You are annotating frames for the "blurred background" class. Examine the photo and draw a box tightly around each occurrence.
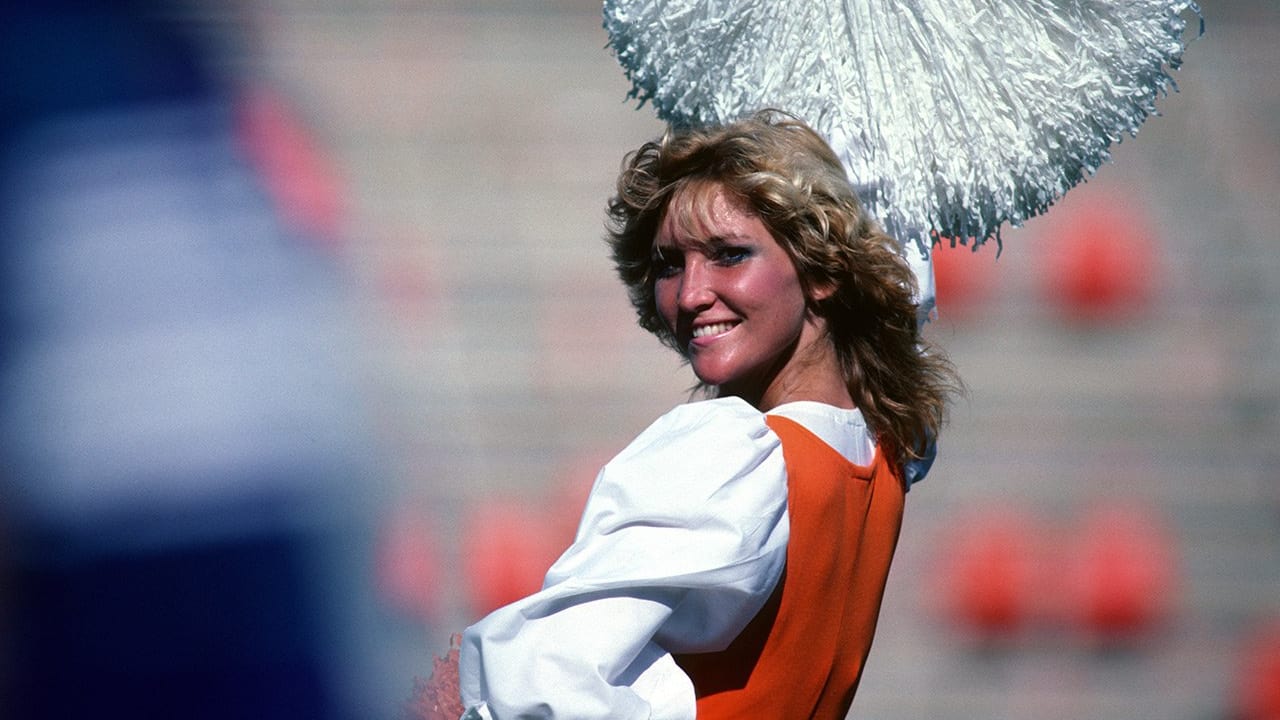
[0,1,1275,719]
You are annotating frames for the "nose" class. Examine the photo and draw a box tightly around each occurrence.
[677,257,715,313]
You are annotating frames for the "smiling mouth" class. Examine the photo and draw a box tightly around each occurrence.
[691,321,737,339]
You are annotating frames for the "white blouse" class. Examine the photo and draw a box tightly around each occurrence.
[459,397,878,720]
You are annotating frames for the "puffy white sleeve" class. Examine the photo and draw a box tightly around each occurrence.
[459,397,790,720]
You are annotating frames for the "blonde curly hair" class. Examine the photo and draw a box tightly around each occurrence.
[606,110,959,460]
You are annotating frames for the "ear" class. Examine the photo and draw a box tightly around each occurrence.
[808,280,837,303]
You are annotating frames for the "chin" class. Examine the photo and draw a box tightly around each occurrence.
[689,363,732,388]
[692,369,754,396]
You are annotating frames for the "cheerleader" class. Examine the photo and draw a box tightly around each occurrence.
[458,110,959,719]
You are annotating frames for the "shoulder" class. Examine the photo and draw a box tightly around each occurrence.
[602,398,785,506]
[621,397,775,459]
[576,397,786,536]
[548,397,790,587]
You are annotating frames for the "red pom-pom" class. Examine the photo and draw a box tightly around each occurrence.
[407,634,465,720]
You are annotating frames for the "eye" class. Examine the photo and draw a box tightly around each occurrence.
[652,249,683,279]
[712,245,752,266]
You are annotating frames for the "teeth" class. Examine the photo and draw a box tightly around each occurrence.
[692,322,735,338]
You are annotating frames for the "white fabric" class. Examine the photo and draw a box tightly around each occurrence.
[768,400,875,467]
[459,397,873,719]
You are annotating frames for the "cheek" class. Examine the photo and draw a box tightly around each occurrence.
[653,280,677,327]
[746,267,807,316]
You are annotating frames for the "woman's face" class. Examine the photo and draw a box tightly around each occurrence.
[653,185,830,407]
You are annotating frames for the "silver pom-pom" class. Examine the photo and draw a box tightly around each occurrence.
[603,0,1202,253]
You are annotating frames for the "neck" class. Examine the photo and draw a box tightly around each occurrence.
[755,363,855,412]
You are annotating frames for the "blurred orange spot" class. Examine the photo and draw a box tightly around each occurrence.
[931,240,997,319]
[1040,199,1158,324]
[1065,504,1177,642]
[462,501,565,617]
[376,503,443,623]
[1235,619,1280,720]
[547,450,613,549]
[938,508,1043,639]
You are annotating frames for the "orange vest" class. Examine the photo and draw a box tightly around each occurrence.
[673,414,906,719]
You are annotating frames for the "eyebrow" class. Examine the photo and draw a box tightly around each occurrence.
[653,233,751,253]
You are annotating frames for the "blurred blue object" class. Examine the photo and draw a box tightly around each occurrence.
[0,4,379,719]
[0,2,209,147]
